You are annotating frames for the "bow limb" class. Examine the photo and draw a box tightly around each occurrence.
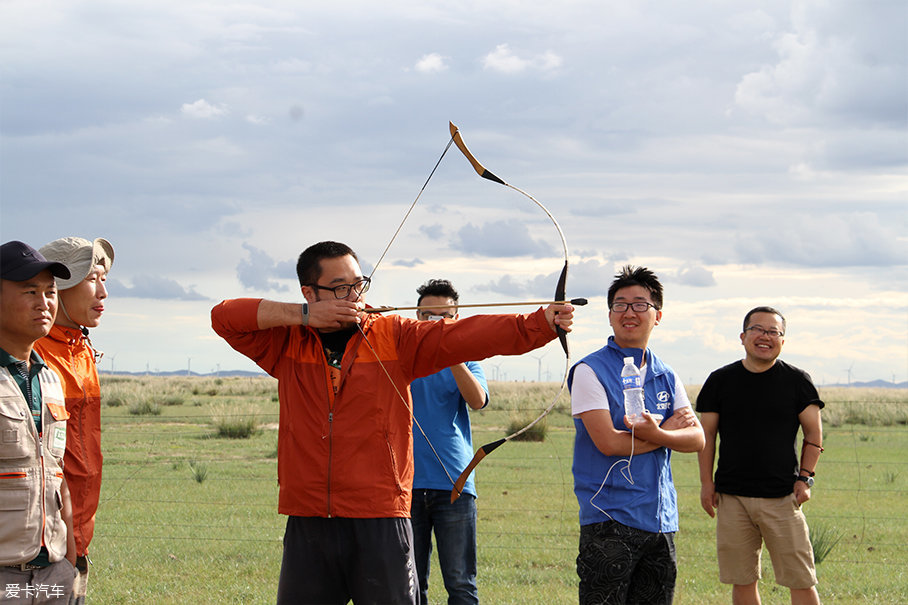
[448,122,574,502]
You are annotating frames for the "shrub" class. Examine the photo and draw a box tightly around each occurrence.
[104,395,126,407]
[128,399,161,416]
[188,460,208,484]
[508,414,548,442]
[210,404,261,439]
[810,521,843,565]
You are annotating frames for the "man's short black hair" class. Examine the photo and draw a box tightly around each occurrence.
[296,241,359,287]
[416,279,459,306]
[743,306,786,334]
[607,265,664,310]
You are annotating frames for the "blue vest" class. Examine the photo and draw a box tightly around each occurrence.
[569,337,680,532]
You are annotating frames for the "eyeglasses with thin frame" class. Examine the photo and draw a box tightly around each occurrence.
[609,301,658,313]
[311,277,371,299]
[744,325,784,338]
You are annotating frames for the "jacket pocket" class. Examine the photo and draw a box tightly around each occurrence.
[0,396,31,460]
[44,471,67,561]
[0,470,38,563]
[385,433,405,495]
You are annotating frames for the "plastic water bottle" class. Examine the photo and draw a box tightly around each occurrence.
[621,357,645,425]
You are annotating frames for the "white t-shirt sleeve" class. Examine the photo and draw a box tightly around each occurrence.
[571,363,610,417]
[571,361,690,417]
[673,373,691,411]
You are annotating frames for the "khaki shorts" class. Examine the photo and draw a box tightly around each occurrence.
[716,493,817,589]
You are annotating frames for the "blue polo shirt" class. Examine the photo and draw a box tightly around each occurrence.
[411,362,488,498]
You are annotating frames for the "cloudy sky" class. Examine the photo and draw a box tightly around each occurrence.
[2,0,905,387]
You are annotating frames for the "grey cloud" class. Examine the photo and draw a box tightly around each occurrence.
[107,276,208,301]
[571,199,660,218]
[419,224,445,240]
[734,212,907,268]
[734,2,906,129]
[391,258,423,268]
[474,274,534,298]
[676,264,717,287]
[474,259,614,299]
[450,220,556,258]
[236,243,293,292]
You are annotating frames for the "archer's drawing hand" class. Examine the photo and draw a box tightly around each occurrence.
[308,299,364,330]
[544,303,574,333]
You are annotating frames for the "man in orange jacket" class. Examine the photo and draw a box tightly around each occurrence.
[34,236,114,605]
[212,240,574,605]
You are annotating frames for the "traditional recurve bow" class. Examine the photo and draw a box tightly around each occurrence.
[445,122,577,502]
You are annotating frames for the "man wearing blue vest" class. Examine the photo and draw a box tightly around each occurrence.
[568,265,704,604]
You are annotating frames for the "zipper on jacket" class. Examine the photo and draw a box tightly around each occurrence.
[326,411,333,517]
[38,428,48,550]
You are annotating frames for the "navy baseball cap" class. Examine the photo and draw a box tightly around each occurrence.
[1,240,72,282]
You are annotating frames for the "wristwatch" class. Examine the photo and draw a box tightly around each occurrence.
[796,475,815,487]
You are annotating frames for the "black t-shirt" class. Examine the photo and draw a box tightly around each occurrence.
[319,328,356,369]
[696,360,824,498]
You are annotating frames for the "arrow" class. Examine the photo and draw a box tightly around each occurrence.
[364,298,588,314]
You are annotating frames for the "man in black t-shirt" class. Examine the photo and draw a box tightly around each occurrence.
[696,306,824,605]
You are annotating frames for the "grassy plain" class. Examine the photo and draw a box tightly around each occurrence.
[89,376,906,604]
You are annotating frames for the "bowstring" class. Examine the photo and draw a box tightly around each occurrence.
[495,183,571,440]
[360,132,461,487]
[355,321,457,487]
[368,135,456,281]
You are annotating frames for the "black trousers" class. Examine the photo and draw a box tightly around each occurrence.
[577,520,677,605]
[276,516,417,605]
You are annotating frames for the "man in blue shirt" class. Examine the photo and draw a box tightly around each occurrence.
[410,279,488,605]
[568,265,704,604]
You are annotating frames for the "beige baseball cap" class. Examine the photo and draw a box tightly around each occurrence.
[39,237,114,291]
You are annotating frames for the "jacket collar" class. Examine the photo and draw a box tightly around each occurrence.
[46,323,87,345]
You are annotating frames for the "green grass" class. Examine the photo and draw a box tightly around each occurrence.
[89,377,907,604]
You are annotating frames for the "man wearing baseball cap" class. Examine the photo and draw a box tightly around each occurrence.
[33,237,114,604]
[0,240,77,603]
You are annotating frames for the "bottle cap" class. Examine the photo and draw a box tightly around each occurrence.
[624,357,633,363]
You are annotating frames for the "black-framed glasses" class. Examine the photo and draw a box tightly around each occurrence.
[609,301,657,313]
[744,326,784,338]
[311,277,371,299]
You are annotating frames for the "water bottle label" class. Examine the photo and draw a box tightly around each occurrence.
[621,376,641,388]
